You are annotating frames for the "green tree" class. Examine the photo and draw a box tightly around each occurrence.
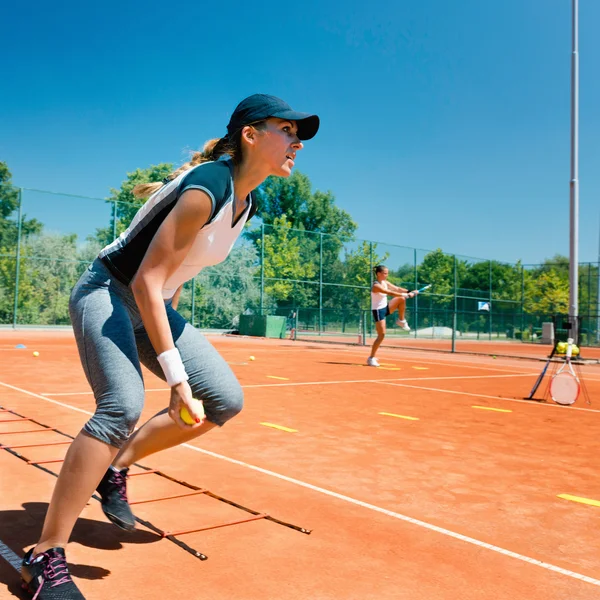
[390,262,416,288]
[178,242,261,328]
[524,268,569,314]
[10,233,101,325]
[92,163,173,246]
[252,172,354,233]
[257,215,317,305]
[0,162,43,246]
[323,241,389,309]
[0,162,44,323]
[578,261,599,318]
[248,171,358,308]
[417,249,467,307]
[459,259,524,301]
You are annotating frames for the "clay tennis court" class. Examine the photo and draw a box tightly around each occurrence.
[1,329,599,600]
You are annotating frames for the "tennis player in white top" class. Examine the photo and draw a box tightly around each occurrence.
[367,265,419,367]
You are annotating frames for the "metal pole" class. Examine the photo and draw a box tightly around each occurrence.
[489,260,493,340]
[319,232,323,333]
[588,262,591,343]
[414,248,418,339]
[521,265,525,339]
[369,242,374,340]
[12,188,23,328]
[451,256,457,352]
[260,224,265,315]
[597,216,600,342]
[369,242,374,288]
[569,0,579,341]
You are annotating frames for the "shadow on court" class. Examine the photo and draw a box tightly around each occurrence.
[0,502,159,596]
[319,361,366,367]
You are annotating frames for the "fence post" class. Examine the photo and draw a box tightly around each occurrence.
[319,232,323,333]
[451,255,457,352]
[489,260,492,340]
[260,223,265,315]
[414,248,418,339]
[587,262,591,342]
[12,188,23,329]
[360,310,367,346]
[597,260,600,343]
[521,265,525,339]
[369,242,374,288]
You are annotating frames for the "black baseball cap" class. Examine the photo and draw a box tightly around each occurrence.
[227,94,320,141]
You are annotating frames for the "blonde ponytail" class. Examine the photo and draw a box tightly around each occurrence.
[132,122,267,199]
[132,181,163,199]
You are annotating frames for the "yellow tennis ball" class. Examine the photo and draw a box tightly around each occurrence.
[179,398,204,425]
[249,355,255,361]
[180,406,195,425]
[33,351,39,357]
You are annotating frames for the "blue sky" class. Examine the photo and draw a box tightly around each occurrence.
[2,0,600,265]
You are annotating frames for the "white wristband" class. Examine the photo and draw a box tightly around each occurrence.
[157,348,189,387]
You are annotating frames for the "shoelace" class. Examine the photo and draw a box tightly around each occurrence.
[31,550,73,600]
[111,470,129,502]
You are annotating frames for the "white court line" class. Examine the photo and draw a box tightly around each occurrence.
[1,381,93,415]
[294,343,600,376]
[243,373,536,389]
[0,540,22,571]
[376,381,600,413]
[39,373,536,397]
[41,388,169,397]
[179,445,600,588]
[1,380,600,587]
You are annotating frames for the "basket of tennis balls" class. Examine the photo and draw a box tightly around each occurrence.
[556,341,580,356]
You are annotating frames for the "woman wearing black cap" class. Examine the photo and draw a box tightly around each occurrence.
[21,94,319,600]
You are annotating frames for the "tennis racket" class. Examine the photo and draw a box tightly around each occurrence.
[526,340,559,399]
[403,284,431,299]
[550,338,580,406]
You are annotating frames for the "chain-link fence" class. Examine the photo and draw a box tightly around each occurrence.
[1,185,598,353]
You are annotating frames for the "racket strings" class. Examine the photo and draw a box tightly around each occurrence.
[550,371,580,405]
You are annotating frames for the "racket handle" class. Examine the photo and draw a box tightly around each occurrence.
[566,338,574,359]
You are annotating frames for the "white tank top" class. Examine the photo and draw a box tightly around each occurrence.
[371,280,388,310]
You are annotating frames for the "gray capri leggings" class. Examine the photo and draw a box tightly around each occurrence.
[68,258,243,448]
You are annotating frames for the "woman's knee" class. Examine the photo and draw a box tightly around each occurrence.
[84,394,144,448]
[199,380,244,427]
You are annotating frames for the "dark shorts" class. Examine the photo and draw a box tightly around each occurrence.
[372,306,390,322]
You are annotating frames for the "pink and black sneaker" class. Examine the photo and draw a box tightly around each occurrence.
[21,547,85,599]
[96,466,136,531]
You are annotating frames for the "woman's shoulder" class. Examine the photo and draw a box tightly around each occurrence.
[178,160,233,200]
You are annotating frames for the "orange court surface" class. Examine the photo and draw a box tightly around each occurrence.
[1,329,599,600]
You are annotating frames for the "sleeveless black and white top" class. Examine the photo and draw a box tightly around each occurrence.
[99,158,257,299]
